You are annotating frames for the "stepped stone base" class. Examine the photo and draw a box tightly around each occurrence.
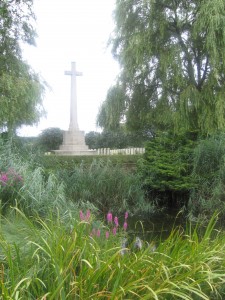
[53,130,97,156]
[54,149,97,156]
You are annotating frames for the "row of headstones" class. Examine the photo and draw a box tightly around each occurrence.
[96,147,145,155]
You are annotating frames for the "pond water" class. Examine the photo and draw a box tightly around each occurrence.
[128,208,186,242]
[128,209,225,244]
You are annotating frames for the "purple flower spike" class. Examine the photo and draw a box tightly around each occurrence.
[97,229,101,237]
[107,212,113,223]
[79,210,84,221]
[123,222,128,231]
[114,216,119,227]
[86,210,91,221]
[125,212,128,220]
[112,227,117,235]
[105,231,109,239]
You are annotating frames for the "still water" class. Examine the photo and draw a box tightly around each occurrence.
[128,209,224,243]
[128,209,185,241]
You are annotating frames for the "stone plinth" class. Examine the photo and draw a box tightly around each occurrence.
[54,130,97,156]
[60,130,88,151]
[54,149,97,156]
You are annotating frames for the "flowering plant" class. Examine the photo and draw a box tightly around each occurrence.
[77,210,154,255]
[79,210,129,241]
[0,168,23,212]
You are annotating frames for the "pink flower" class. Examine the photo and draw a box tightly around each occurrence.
[97,229,101,237]
[0,174,8,186]
[79,210,84,221]
[85,210,91,221]
[107,212,113,223]
[125,211,129,220]
[105,231,109,239]
[123,222,128,231]
[114,216,119,227]
[112,227,117,235]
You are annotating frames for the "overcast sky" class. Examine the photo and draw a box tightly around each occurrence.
[19,0,119,136]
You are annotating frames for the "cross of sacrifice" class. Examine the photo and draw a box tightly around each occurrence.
[65,62,83,131]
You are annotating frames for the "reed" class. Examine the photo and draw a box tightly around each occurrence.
[56,159,154,214]
[0,210,225,299]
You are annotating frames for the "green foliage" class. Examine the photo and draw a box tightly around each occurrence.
[0,0,46,134]
[0,168,23,214]
[138,132,197,207]
[85,129,146,149]
[56,160,151,215]
[101,0,225,134]
[36,127,63,152]
[0,0,36,53]
[0,138,73,217]
[85,131,101,149]
[38,153,142,174]
[1,132,225,297]
[189,134,225,219]
[18,167,68,216]
[0,61,46,134]
[0,211,225,298]
[15,135,39,155]
[0,138,147,216]
[193,135,225,179]
[97,84,127,130]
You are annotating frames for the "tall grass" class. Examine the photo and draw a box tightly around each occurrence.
[18,167,67,215]
[0,139,79,217]
[0,139,155,216]
[189,134,225,220]
[56,159,155,215]
[0,210,225,299]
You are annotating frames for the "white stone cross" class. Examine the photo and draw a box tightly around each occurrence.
[65,62,82,131]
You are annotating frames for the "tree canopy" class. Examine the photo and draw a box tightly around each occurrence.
[36,127,63,152]
[85,129,145,149]
[98,0,225,135]
[0,0,45,134]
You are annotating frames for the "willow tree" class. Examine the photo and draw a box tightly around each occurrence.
[97,84,127,130]
[98,0,225,134]
[0,0,45,135]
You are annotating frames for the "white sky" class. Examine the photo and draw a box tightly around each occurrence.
[19,0,119,136]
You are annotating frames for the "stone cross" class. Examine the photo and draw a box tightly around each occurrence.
[65,62,82,131]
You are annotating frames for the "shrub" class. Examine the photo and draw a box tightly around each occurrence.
[137,131,197,208]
